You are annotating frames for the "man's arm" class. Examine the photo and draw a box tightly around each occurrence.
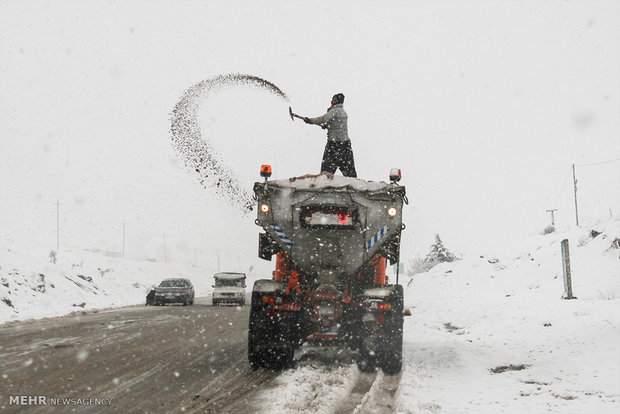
[304,109,334,126]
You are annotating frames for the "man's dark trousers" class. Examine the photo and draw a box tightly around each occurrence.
[320,141,357,178]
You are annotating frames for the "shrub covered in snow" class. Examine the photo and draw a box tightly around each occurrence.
[408,234,459,275]
[541,225,556,235]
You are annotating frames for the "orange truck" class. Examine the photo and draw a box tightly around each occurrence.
[248,167,407,374]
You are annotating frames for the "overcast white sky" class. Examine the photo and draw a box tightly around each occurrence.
[1,0,619,272]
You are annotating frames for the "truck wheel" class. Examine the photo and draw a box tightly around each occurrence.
[248,305,294,370]
[378,317,403,374]
[357,356,376,372]
[248,332,265,369]
[378,285,404,375]
[248,302,269,369]
[357,334,377,372]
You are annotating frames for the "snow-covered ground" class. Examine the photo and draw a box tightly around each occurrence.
[2,218,617,412]
[0,238,214,324]
[256,219,620,413]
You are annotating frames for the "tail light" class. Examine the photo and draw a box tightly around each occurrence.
[262,295,276,304]
[369,301,392,311]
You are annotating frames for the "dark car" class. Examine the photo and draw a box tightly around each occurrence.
[145,286,156,306]
[149,278,195,306]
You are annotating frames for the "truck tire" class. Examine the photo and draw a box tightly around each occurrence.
[248,331,266,369]
[357,285,404,374]
[378,285,404,374]
[248,299,294,369]
[377,315,403,374]
[248,308,291,369]
[357,336,377,372]
[248,328,294,369]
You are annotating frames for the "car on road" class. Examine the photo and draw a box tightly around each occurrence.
[149,278,195,306]
[212,272,246,306]
[145,285,156,306]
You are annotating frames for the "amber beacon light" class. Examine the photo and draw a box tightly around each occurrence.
[389,168,401,182]
[260,165,272,178]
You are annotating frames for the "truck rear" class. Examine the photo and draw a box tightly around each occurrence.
[248,167,407,373]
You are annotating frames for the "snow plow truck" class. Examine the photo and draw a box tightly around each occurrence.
[248,166,407,374]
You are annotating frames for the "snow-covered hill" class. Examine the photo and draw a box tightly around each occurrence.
[0,239,213,324]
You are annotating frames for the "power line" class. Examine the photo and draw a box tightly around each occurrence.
[552,166,573,208]
[575,157,620,168]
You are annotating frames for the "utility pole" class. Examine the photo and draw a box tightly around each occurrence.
[572,164,579,226]
[546,209,558,226]
[56,199,60,250]
[122,221,126,258]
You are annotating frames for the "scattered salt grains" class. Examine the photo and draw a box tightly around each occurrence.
[170,73,289,212]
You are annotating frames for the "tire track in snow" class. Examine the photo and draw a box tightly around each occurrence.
[336,370,401,414]
[252,346,402,414]
[353,371,402,414]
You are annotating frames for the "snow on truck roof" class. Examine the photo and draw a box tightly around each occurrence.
[266,173,394,192]
[214,272,246,279]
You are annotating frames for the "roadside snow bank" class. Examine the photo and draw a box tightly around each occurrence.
[397,219,620,413]
[0,239,212,324]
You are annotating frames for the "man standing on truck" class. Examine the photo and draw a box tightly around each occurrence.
[298,93,357,178]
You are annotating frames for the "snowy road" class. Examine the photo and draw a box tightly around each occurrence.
[0,298,278,413]
[0,298,400,413]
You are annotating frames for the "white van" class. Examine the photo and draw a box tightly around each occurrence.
[212,272,247,306]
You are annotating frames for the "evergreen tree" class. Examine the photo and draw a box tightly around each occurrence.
[425,234,458,264]
[408,234,459,276]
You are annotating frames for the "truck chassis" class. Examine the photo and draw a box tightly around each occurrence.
[248,170,407,374]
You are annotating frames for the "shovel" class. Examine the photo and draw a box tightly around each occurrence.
[290,106,326,129]
[289,106,304,121]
